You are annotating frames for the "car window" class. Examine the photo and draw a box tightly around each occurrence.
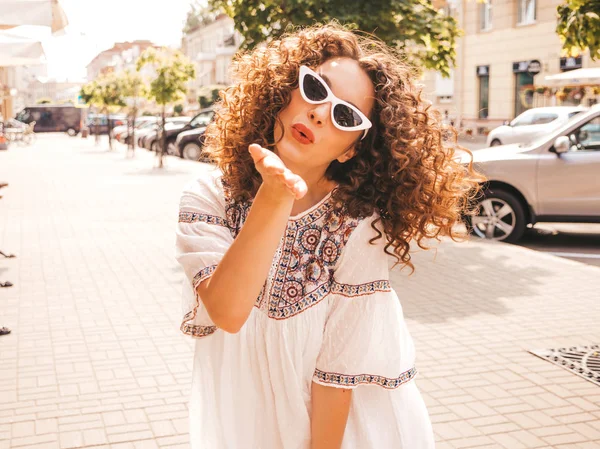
[569,116,600,151]
[511,110,535,126]
[190,111,214,128]
[568,110,585,119]
[530,113,558,125]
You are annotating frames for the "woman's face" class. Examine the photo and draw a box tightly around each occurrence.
[274,57,375,175]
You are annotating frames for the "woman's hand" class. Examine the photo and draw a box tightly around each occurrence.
[248,144,307,200]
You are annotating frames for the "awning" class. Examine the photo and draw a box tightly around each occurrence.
[544,67,600,87]
[0,0,68,34]
[0,31,45,66]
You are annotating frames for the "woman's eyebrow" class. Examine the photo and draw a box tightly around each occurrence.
[318,71,360,109]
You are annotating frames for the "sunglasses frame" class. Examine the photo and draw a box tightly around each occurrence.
[298,65,372,140]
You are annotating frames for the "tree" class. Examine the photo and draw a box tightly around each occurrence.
[80,73,126,149]
[173,104,184,115]
[118,70,149,153]
[36,98,52,104]
[197,84,227,109]
[557,0,600,60]
[136,47,196,168]
[207,0,462,76]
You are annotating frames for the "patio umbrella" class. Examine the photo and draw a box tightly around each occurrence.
[0,0,68,34]
[544,67,600,87]
[0,31,45,66]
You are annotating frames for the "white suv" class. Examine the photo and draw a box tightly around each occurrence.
[486,106,587,147]
[468,104,600,242]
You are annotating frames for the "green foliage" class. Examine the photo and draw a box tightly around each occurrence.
[118,70,148,106]
[36,98,52,104]
[557,0,600,60]
[136,47,196,106]
[80,72,127,111]
[207,0,462,76]
[197,84,226,108]
[173,104,184,115]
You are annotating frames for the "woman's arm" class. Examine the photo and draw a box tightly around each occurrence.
[311,382,352,449]
[196,144,307,333]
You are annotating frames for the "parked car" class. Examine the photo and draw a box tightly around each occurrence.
[486,106,587,147]
[112,116,159,143]
[86,113,127,135]
[176,127,209,161]
[466,104,600,243]
[15,104,87,135]
[162,108,215,158]
[141,117,192,152]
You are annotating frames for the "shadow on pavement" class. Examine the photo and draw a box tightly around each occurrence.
[395,241,555,324]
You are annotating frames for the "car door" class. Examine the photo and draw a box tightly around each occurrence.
[536,113,600,217]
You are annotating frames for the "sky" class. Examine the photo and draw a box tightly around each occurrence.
[9,0,198,81]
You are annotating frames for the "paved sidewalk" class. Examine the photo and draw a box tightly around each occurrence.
[1,134,599,449]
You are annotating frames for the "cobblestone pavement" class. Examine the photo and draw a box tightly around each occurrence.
[1,134,599,449]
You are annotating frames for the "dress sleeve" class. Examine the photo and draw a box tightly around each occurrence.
[313,216,418,389]
[175,169,234,338]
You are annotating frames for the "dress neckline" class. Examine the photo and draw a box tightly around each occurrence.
[288,187,336,221]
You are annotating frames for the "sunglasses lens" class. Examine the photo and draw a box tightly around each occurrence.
[333,104,363,128]
[303,74,328,102]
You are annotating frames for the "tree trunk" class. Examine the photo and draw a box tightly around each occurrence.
[159,105,166,169]
[94,107,100,145]
[107,108,113,151]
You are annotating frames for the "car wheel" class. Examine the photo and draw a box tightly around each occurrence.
[67,128,77,137]
[151,140,159,152]
[466,189,526,243]
[166,140,177,155]
[183,142,202,160]
[490,139,502,146]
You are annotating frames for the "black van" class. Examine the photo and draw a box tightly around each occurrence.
[15,105,88,135]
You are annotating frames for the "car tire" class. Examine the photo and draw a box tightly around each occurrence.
[466,188,527,243]
[151,140,159,152]
[183,142,202,161]
[490,139,502,146]
[67,128,77,137]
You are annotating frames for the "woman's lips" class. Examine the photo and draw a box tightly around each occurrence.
[291,123,314,144]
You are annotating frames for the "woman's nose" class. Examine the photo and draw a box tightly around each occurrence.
[308,103,330,126]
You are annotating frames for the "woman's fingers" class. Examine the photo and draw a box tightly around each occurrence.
[249,144,284,175]
[248,143,307,199]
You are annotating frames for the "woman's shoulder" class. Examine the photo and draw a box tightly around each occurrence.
[179,166,227,211]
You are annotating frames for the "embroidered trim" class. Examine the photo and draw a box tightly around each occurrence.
[192,265,217,288]
[181,265,218,338]
[179,211,228,228]
[331,280,391,297]
[314,367,417,389]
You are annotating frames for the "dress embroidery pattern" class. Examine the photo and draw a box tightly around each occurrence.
[243,199,364,319]
[181,265,218,338]
[314,367,417,389]
[179,211,228,228]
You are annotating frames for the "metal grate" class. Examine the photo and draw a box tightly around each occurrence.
[529,345,600,387]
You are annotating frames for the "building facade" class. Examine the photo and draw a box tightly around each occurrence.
[181,14,241,106]
[422,0,600,133]
[86,40,156,81]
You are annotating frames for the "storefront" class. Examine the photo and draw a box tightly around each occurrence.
[476,65,490,119]
[513,59,541,117]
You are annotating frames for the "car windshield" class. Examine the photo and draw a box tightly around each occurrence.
[520,109,595,148]
[190,112,213,128]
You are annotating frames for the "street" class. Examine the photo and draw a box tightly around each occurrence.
[1,134,600,449]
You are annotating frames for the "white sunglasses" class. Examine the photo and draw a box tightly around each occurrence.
[299,65,372,140]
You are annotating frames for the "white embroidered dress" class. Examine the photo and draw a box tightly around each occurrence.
[175,168,435,449]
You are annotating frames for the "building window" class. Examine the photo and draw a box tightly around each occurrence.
[480,1,492,31]
[517,0,536,25]
[477,66,490,119]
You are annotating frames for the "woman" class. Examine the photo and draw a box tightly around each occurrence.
[176,22,480,449]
